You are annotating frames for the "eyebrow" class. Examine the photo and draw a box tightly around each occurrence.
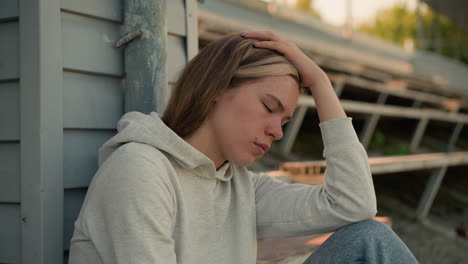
[265,93,292,121]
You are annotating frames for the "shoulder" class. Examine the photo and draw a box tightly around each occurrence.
[104,142,174,174]
[78,143,178,235]
[86,142,178,208]
[93,142,178,194]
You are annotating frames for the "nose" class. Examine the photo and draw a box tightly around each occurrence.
[265,122,283,140]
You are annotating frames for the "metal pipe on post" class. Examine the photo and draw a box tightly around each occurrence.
[360,93,388,149]
[280,106,308,154]
[447,122,463,152]
[410,117,429,153]
[416,166,448,220]
[122,0,167,114]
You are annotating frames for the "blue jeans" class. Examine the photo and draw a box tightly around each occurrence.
[303,220,418,264]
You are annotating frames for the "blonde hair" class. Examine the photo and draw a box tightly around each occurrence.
[162,34,300,138]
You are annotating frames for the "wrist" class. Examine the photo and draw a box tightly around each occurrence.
[306,72,332,93]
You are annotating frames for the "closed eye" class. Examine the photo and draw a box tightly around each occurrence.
[262,103,273,113]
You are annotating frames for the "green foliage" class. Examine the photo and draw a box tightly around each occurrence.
[359,3,416,46]
[295,0,321,19]
[369,129,410,156]
[358,2,468,64]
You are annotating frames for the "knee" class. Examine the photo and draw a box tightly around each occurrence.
[335,219,392,240]
[352,219,389,232]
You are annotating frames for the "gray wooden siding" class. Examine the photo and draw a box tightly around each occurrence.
[63,72,123,129]
[0,144,20,263]
[0,204,21,263]
[0,22,19,80]
[60,1,124,256]
[63,189,87,251]
[62,12,123,76]
[167,35,187,84]
[61,0,123,23]
[0,82,19,140]
[168,0,186,37]
[0,0,18,20]
[63,130,116,189]
[166,0,189,104]
[0,3,20,262]
[0,143,20,203]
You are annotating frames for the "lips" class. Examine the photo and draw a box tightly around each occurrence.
[254,143,270,155]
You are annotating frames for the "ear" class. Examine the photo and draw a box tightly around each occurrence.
[214,88,229,104]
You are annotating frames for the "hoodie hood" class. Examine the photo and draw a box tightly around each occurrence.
[98,112,233,181]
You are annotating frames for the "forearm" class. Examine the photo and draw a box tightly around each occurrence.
[307,72,347,123]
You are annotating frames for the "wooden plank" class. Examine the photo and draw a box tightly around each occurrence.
[0,82,19,140]
[61,0,123,23]
[329,74,453,109]
[0,204,21,263]
[167,34,187,83]
[63,188,87,250]
[185,0,199,60]
[281,95,468,155]
[369,152,468,174]
[63,71,123,129]
[167,0,186,36]
[20,0,63,262]
[280,152,468,177]
[298,96,468,123]
[0,143,20,202]
[0,22,19,80]
[63,129,116,189]
[0,0,18,20]
[62,12,123,76]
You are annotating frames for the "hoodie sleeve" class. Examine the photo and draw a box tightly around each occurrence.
[252,117,377,239]
[69,143,177,264]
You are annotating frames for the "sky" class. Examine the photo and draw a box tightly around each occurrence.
[304,0,417,26]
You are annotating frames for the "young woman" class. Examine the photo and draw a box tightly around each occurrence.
[69,32,418,263]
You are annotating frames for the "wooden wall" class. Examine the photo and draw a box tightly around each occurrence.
[0,0,21,262]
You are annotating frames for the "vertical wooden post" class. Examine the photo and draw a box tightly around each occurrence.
[123,0,167,113]
[19,0,63,262]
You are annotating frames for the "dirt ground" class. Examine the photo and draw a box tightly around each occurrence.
[376,194,468,264]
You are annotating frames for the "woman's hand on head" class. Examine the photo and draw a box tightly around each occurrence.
[240,31,329,90]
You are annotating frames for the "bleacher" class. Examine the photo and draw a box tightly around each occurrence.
[197,1,468,262]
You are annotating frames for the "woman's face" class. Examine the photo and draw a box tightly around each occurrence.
[208,75,299,166]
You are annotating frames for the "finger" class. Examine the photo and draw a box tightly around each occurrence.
[241,31,282,42]
[253,41,288,54]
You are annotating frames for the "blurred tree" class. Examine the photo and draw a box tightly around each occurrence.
[358,3,468,64]
[295,0,321,19]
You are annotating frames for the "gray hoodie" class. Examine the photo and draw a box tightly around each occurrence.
[69,112,377,264]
